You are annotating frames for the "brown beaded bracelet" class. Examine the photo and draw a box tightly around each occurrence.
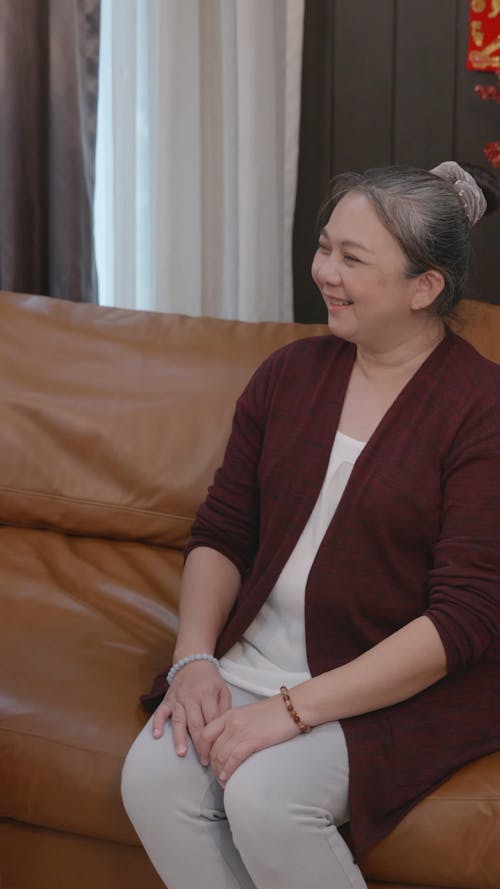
[280,686,311,733]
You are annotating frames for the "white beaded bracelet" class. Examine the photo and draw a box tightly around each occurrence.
[166,653,220,685]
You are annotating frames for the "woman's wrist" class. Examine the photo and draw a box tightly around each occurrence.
[280,676,337,728]
[167,653,220,685]
[279,686,311,733]
[173,641,216,663]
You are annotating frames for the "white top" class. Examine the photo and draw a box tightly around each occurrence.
[219,431,366,696]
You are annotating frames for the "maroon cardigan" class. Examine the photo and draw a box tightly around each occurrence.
[147,329,500,859]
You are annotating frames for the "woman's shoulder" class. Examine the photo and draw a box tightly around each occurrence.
[445,330,500,390]
[239,333,351,410]
[442,332,500,436]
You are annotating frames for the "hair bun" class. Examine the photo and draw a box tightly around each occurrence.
[430,160,487,225]
[460,162,500,217]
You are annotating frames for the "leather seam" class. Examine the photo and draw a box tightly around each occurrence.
[0,486,194,523]
[0,817,142,849]
[0,724,127,761]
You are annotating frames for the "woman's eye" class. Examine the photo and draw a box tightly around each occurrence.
[343,254,360,263]
[317,242,330,253]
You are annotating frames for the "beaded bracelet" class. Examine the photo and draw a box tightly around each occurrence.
[280,686,311,734]
[166,653,220,685]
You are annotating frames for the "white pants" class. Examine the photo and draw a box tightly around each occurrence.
[121,684,367,889]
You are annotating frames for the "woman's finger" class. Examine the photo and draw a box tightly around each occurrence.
[218,683,232,714]
[152,699,172,739]
[170,702,189,756]
[200,692,222,727]
[197,699,221,764]
[185,702,207,762]
[215,741,254,784]
[198,714,225,765]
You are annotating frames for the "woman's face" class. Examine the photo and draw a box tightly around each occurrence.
[311,191,424,349]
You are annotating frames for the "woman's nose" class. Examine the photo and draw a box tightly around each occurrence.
[316,252,341,287]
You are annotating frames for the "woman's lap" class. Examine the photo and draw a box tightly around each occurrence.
[122,683,349,821]
[121,683,366,889]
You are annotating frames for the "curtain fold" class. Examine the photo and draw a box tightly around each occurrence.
[95,0,304,321]
[0,0,100,302]
[292,0,335,325]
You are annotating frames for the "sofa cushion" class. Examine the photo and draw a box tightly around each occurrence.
[450,299,500,363]
[0,526,179,844]
[0,822,164,889]
[361,751,500,889]
[0,291,326,546]
[3,523,499,886]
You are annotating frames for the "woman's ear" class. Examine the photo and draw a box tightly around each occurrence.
[411,270,446,311]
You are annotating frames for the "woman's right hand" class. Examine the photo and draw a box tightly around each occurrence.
[152,661,232,765]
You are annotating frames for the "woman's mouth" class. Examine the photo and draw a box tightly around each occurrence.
[325,297,353,312]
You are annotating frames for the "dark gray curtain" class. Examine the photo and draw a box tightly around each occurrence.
[0,0,100,302]
[292,0,335,325]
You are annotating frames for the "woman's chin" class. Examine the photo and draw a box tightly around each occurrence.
[327,313,357,341]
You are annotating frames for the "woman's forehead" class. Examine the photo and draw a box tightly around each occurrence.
[325,192,401,252]
[322,192,408,267]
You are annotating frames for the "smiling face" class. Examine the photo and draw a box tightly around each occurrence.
[311,191,436,350]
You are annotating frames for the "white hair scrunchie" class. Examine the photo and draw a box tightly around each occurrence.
[430,161,487,225]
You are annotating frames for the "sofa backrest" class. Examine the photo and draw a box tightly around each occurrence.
[0,292,327,547]
[0,291,498,549]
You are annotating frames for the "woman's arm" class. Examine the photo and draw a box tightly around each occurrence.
[202,615,448,784]
[291,614,447,725]
[152,547,241,759]
[153,353,279,755]
[173,546,241,661]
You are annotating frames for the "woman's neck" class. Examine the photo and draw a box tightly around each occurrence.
[354,320,446,384]
[338,319,447,441]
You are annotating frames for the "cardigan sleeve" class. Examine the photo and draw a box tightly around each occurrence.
[184,350,279,578]
[425,386,500,673]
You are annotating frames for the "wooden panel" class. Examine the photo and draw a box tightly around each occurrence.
[293,0,499,321]
[332,0,396,172]
[466,210,500,305]
[454,0,500,304]
[454,0,498,162]
[393,0,457,166]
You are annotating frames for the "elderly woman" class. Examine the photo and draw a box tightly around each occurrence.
[121,162,499,889]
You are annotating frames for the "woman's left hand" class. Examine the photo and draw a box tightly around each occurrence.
[198,696,301,785]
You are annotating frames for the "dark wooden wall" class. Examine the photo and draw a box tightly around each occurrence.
[293,0,500,323]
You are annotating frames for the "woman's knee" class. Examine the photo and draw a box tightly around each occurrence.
[121,727,155,819]
[122,718,222,831]
[223,737,347,852]
[121,719,179,817]
[223,753,291,849]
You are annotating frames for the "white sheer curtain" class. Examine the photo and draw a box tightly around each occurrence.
[94,0,304,321]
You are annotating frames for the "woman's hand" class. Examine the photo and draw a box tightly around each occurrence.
[152,661,232,763]
[199,696,300,785]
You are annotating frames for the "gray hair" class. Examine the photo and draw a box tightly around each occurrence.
[321,166,478,318]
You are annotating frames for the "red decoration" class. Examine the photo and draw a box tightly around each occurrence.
[473,63,499,169]
[483,141,500,166]
[474,83,500,100]
[467,0,500,70]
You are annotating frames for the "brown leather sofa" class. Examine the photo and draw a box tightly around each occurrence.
[0,289,498,889]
